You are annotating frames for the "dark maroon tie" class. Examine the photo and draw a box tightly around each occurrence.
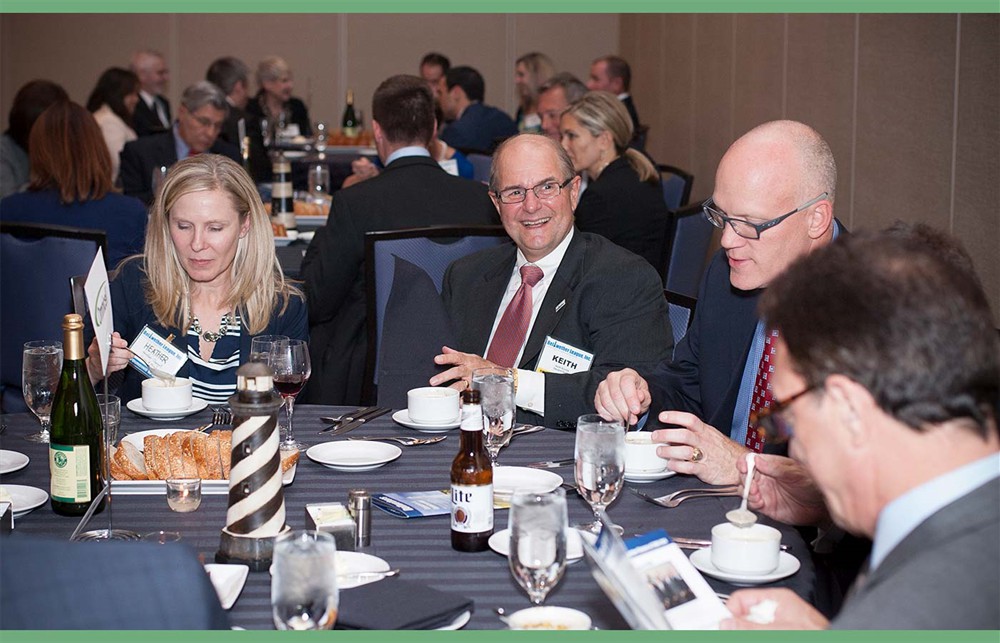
[486,265,544,368]
[746,329,779,452]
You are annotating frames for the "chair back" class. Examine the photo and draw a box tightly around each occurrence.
[663,289,697,355]
[363,225,510,405]
[1,222,106,412]
[657,164,694,211]
[467,153,493,184]
[662,203,715,299]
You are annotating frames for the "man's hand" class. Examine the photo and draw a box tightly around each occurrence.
[341,157,380,188]
[721,588,829,630]
[738,453,829,526]
[429,346,497,390]
[86,332,130,384]
[594,368,651,425]
[651,410,747,485]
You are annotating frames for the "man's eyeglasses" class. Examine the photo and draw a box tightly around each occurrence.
[703,192,828,240]
[494,177,573,204]
[749,385,818,446]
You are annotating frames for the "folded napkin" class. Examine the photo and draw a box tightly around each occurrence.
[336,577,473,630]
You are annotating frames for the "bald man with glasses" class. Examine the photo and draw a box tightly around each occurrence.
[595,120,844,484]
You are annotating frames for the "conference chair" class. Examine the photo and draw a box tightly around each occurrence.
[467,153,493,184]
[362,225,510,406]
[663,289,698,356]
[657,164,694,211]
[661,203,715,299]
[0,222,106,412]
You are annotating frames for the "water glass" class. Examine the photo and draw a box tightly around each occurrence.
[22,340,62,443]
[308,164,330,196]
[472,367,514,466]
[314,122,328,153]
[272,530,339,630]
[250,335,288,366]
[508,488,568,605]
[96,394,121,445]
[574,415,625,534]
[151,166,168,198]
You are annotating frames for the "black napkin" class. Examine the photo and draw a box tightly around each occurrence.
[336,577,474,630]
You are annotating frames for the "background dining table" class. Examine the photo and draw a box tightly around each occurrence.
[1,405,816,630]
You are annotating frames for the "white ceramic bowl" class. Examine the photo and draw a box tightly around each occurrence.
[407,387,460,425]
[710,522,782,575]
[507,606,592,630]
[141,377,193,411]
[624,432,668,473]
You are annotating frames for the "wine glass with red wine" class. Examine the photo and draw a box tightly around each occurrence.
[270,339,310,451]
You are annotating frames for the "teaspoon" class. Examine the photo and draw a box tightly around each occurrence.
[726,452,758,528]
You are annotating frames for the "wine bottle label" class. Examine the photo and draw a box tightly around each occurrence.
[450,483,493,533]
[342,126,358,138]
[49,444,92,503]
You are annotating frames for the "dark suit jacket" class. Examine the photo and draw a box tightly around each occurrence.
[622,94,640,131]
[301,155,498,405]
[119,131,241,205]
[132,95,171,137]
[574,156,666,272]
[444,230,673,429]
[246,94,312,138]
[834,477,999,629]
[439,103,517,154]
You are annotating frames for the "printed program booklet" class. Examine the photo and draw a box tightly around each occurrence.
[372,490,510,518]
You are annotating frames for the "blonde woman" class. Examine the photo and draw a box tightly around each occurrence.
[87,154,307,404]
[246,55,312,140]
[560,91,667,272]
[514,52,554,133]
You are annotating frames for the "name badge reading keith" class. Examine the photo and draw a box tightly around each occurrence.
[535,336,594,374]
[128,325,187,378]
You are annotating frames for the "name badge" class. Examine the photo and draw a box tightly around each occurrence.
[535,336,594,374]
[128,325,187,378]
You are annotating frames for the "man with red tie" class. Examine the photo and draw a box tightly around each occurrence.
[432,133,671,429]
[595,120,843,484]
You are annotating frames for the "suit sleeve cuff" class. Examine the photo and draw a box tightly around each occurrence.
[515,369,545,416]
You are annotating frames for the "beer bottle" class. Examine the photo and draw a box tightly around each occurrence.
[450,389,493,551]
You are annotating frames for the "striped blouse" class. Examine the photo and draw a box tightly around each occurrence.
[187,312,241,404]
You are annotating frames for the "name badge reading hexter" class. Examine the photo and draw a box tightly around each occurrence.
[536,336,594,374]
[128,325,187,379]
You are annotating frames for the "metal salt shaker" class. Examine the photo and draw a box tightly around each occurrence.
[348,488,371,548]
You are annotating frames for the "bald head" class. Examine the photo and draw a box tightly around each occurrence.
[489,133,575,193]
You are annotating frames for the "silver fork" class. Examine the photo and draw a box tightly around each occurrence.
[347,435,446,446]
[630,485,741,508]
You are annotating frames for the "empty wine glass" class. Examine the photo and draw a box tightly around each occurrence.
[22,340,62,443]
[508,488,568,605]
[270,339,310,451]
[271,530,339,630]
[472,367,514,467]
[574,414,625,534]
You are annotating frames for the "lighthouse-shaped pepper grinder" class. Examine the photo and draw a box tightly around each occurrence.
[216,361,289,570]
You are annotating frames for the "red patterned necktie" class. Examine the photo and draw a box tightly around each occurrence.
[746,328,779,452]
[486,264,545,368]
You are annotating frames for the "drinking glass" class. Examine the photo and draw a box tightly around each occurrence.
[270,339,310,451]
[250,335,288,365]
[574,414,625,534]
[22,340,62,443]
[508,488,568,605]
[314,122,328,154]
[151,166,168,198]
[260,117,272,148]
[96,394,121,445]
[472,367,514,467]
[272,530,339,630]
[308,164,330,197]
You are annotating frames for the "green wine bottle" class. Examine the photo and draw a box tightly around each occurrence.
[49,313,106,516]
[341,89,358,139]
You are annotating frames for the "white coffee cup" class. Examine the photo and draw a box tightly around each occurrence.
[710,522,782,575]
[407,387,460,425]
[624,432,668,473]
[141,377,193,411]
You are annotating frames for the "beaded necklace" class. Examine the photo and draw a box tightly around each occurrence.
[189,312,233,343]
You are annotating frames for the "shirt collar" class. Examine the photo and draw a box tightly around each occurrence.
[385,146,432,166]
[139,89,157,108]
[173,122,190,160]
[514,227,575,278]
[617,92,630,101]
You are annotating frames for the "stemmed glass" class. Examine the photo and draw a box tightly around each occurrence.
[250,335,288,365]
[22,340,62,443]
[314,122,328,155]
[508,488,568,605]
[472,367,514,467]
[271,530,339,630]
[270,339,310,451]
[574,414,625,534]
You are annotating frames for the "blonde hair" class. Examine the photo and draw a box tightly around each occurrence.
[516,52,555,107]
[564,91,657,184]
[141,154,301,334]
[256,56,291,88]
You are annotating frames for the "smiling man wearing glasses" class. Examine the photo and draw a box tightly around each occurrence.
[596,120,842,484]
[432,133,671,428]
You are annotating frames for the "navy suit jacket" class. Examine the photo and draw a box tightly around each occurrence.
[119,131,241,205]
[439,102,517,154]
[132,95,171,137]
[444,230,672,428]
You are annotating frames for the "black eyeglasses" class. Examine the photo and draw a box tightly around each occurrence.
[494,177,574,204]
[703,192,828,240]
[749,385,819,446]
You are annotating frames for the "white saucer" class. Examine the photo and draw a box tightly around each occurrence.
[488,527,596,563]
[689,548,801,585]
[492,466,563,500]
[126,397,209,421]
[1,484,48,517]
[391,409,461,433]
[624,468,676,483]
[205,564,249,609]
[306,441,402,471]
[0,449,30,475]
[437,610,471,630]
[335,551,391,589]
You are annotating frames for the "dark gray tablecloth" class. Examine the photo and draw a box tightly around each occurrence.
[1,406,815,630]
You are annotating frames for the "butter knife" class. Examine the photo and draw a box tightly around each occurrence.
[332,407,391,436]
[526,458,575,469]
[318,406,379,433]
